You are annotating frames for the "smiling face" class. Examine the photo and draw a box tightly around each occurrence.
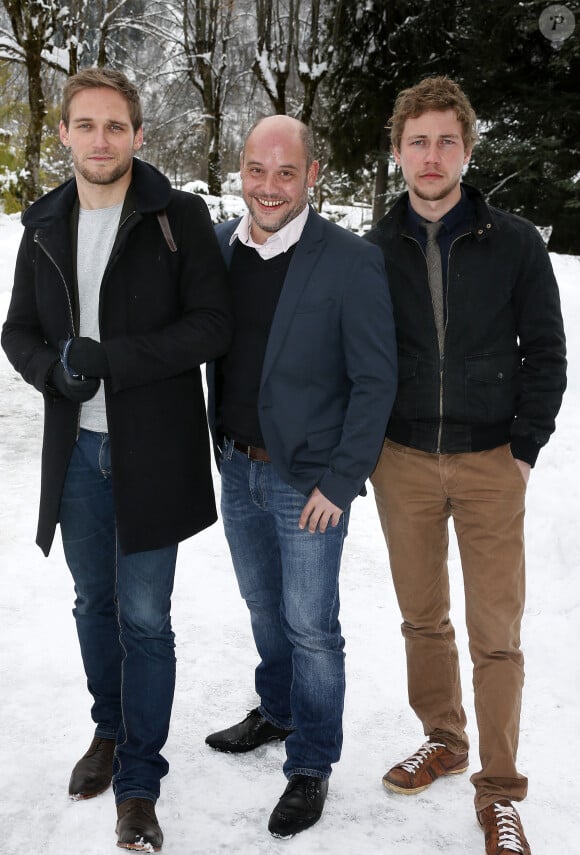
[59,87,143,205]
[394,109,472,218]
[240,116,319,244]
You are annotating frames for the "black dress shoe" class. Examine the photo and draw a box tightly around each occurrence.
[68,736,116,799]
[268,775,329,838]
[205,707,292,753]
[116,798,163,851]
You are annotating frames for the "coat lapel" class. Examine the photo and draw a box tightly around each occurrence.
[261,208,326,386]
[215,219,240,268]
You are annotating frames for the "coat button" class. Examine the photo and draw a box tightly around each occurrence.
[497,371,504,380]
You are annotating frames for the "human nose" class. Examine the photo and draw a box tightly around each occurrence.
[261,172,278,196]
[423,142,440,162]
[92,127,108,148]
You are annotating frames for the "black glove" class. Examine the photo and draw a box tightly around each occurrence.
[65,337,111,379]
[47,361,101,402]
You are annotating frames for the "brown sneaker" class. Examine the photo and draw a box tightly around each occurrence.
[477,801,531,855]
[382,740,469,794]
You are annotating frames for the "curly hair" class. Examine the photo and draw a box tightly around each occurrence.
[389,76,477,152]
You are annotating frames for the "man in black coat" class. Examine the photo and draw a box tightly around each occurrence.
[365,76,566,855]
[2,68,231,851]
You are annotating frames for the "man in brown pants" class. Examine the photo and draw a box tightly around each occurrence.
[366,76,567,855]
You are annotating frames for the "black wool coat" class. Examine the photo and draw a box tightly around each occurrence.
[2,158,232,555]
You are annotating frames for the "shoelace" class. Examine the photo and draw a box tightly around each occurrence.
[399,741,446,772]
[491,802,526,854]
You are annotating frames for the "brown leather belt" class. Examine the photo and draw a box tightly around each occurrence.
[233,440,271,463]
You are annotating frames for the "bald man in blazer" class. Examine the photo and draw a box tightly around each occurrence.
[206,115,397,839]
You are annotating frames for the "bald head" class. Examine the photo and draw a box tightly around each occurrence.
[239,114,319,245]
[242,115,315,168]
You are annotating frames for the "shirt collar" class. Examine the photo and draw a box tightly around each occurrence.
[229,204,310,260]
[406,185,472,237]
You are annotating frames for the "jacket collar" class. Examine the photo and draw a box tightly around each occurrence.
[22,157,172,229]
[378,182,497,241]
[217,205,323,267]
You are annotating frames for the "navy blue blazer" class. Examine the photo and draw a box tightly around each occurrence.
[208,206,397,510]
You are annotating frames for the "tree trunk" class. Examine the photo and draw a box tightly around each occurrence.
[22,44,46,207]
[206,112,222,196]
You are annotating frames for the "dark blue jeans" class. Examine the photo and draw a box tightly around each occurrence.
[220,438,349,780]
[59,429,178,804]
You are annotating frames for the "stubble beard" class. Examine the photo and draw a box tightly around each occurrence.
[409,174,461,203]
[73,153,133,187]
[246,186,308,235]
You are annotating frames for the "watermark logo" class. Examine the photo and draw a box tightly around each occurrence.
[539,4,575,46]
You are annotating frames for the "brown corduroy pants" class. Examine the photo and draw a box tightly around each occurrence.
[371,439,529,810]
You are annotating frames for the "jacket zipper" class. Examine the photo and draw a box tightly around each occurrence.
[409,235,447,453]
[34,231,82,436]
[436,230,472,452]
[34,232,77,335]
[437,248,448,453]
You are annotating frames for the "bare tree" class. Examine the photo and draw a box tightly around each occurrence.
[179,0,239,194]
[0,1,67,204]
[252,0,294,114]
[251,0,341,123]
[295,0,341,124]
[0,0,170,204]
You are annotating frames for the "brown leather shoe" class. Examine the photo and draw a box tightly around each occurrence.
[382,740,469,794]
[116,798,163,851]
[68,736,116,800]
[477,800,531,855]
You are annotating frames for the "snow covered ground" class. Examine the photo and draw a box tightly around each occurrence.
[0,210,578,854]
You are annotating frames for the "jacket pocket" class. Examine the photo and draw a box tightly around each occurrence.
[465,352,521,423]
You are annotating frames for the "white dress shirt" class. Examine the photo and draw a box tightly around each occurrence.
[229,204,310,260]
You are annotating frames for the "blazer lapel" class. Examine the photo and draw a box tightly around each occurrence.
[215,218,240,268]
[261,207,326,386]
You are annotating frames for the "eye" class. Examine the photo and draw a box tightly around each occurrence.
[109,124,123,133]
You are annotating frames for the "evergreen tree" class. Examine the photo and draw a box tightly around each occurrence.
[460,0,580,253]
[325,0,579,249]
[324,0,459,220]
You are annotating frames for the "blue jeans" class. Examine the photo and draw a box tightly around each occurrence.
[59,429,178,804]
[220,438,350,780]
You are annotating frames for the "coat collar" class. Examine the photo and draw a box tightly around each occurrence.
[377,182,498,242]
[217,204,324,267]
[22,158,172,229]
